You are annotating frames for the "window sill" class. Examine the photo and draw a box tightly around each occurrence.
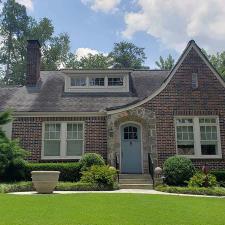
[178,154,222,159]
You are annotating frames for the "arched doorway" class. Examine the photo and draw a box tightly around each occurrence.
[120,123,142,173]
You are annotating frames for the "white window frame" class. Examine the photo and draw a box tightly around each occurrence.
[174,116,222,159]
[64,73,129,93]
[41,121,85,160]
[108,76,124,87]
[89,76,106,87]
[70,76,87,87]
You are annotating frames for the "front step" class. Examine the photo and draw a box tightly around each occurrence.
[119,174,153,190]
[119,174,151,179]
[119,183,153,189]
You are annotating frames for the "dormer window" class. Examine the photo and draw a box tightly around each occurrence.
[71,77,86,86]
[90,77,105,86]
[108,77,123,86]
[64,70,130,93]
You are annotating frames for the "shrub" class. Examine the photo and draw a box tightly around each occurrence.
[25,162,81,182]
[211,170,225,187]
[79,153,105,171]
[163,156,195,186]
[0,181,118,193]
[0,182,33,193]
[81,165,117,188]
[0,139,28,182]
[155,185,225,196]
[188,172,217,188]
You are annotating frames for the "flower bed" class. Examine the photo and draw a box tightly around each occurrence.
[155,185,225,196]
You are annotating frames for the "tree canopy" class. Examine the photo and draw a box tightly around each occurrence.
[0,0,72,85]
[109,41,146,69]
[155,54,175,70]
[202,49,225,78]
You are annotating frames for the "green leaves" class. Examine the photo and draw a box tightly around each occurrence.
[155,54,175,70]
[109,41,147,69]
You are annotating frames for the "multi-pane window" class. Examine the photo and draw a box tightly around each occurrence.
[108,77,123,86]
[44,124,61,156]
[67,123,83,156]
[200,118,218,155]
[71,77,86,86]
[89,77,105,86]
[124,126,138,140]
[175,117,221,158]
[176,119,194,155]
[43,122,84,159]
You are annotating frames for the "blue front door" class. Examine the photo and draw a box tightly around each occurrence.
[121,123,142,173]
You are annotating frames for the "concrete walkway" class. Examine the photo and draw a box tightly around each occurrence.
[9,189,225,198]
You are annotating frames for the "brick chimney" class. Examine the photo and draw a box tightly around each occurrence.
[26,40,41,86]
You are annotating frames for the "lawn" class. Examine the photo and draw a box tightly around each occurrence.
[0,193,225,225]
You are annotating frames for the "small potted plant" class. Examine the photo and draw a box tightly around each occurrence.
[31,171,60,194]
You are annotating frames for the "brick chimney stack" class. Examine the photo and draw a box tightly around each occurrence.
[26,40,41,86]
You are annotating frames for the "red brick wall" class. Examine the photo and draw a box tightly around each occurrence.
[143,48,225,169]
[12,116,107,162]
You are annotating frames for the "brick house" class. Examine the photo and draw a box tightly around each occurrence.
[1,39,225,174]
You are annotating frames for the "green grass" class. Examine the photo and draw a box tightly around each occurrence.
[0,194,225,225]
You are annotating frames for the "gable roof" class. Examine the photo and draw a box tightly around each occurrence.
[107,40,225,114]
[0,70,169,113]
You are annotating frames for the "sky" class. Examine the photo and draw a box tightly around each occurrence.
[11,0,225,68]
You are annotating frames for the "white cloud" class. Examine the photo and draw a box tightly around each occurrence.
[122,0,225,53]
[16,0,33,10]
[75,48,102,60]
[81,0,121,13]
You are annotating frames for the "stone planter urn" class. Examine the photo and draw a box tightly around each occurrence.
[31,171,60,194]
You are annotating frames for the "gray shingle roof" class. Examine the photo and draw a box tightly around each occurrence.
[0,70,169,112]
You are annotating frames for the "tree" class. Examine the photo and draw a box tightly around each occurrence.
[0,0,30,83]
[0,111,12,140]
[0,110,27,181]
[78,54,112,69]
[109,41,146,69]
[155,54,175,70]
[0,0,73,85]
[202,49,225,78]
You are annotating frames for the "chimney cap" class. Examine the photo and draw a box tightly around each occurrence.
[27,40,41,47]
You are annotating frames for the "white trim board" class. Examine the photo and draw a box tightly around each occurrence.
[107,41,225,115]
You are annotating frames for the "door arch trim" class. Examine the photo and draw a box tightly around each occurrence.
[119,121,143,174]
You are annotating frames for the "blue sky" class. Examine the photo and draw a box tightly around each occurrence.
[14,0,225,68]
[25,0,177,68]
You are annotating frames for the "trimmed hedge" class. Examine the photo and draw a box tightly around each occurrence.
[0,181,118,193]
[155,185,225,196]
[25,162,81,182]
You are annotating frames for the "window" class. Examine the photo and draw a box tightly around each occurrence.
[175,117,221,158]
[44,124,61,156]
[89,77,105,86]
[108,77,123,86]
[66,123,83,156]
[176,119,194,155]
[42,122,84,159]
[124,126,138,140]
[192,73,198,89]
[200,118,218,155]
[71,77,86,86]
